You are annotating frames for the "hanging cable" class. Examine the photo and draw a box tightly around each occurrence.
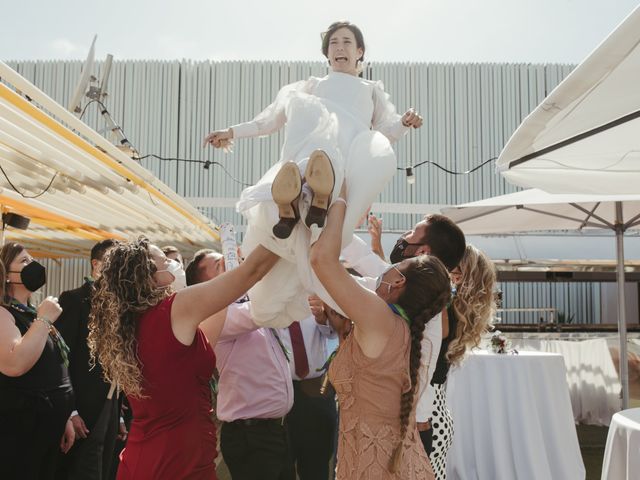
[398,156,497,184]
[398,157,497,175]
[0,163,58,199]
[137,154,254,187]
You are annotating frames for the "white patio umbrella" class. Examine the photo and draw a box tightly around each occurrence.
[495,5,640,195]
[443,189,640,410]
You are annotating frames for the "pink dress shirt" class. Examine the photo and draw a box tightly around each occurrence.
[214,302,294,422]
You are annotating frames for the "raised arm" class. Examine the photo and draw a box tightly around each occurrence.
[310,190,396,344]
[0,298,62,377]
[171,246,278,344]
[204,78,316,147]
[371,81,423,143]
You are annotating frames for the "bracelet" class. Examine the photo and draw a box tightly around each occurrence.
[35,316,53,330]
[330,197,347,208]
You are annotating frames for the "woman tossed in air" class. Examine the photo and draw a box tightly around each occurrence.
[205,21,423,327]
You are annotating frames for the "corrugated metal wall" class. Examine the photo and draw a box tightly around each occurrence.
[7,59,605,323]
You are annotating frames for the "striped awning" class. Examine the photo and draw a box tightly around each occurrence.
[0,60,220,257]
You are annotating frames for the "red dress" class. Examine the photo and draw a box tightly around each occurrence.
[117,294,217,480]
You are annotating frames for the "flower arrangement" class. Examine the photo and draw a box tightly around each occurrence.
[490,331,511,354]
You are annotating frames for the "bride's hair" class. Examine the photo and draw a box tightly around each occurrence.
[321,21,366,68]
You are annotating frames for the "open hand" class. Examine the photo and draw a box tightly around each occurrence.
[367,215,382,244]
[368,214,385,260]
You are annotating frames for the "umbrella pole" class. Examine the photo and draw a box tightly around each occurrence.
[615,201,629,410]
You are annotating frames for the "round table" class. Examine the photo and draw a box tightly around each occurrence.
[446,350,585,480]
[601,408,640,479]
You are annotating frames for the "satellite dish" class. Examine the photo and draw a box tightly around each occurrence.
[68,35,97,114]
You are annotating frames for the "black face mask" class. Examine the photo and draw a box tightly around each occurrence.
[10,261,47,292]
[389,238,427,264]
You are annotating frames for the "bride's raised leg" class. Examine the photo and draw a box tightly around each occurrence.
[271,161,302,239]
[304,150,335,229]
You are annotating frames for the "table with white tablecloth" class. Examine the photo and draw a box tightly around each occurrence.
[509,336,620,426]
[446,351,585,480]
[601,408,640,480]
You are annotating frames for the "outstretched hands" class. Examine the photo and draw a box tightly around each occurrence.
[203,128,234,150]
[401,108,423,129]
[367,214,386,261]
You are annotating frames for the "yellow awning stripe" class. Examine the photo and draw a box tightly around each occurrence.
[0,82,219,242]
[1,195,123,240]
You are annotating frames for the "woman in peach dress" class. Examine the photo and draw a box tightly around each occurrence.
[310,184,451,479]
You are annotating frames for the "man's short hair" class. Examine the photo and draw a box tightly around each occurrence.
[162,245,180,257]
[421,214,466,271]
[91,239,119,262]
[185,249,216,286]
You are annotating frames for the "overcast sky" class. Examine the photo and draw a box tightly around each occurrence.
[1,0,638,64]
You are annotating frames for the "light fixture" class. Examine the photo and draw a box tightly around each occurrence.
[1,212,30,247]
[406,166,415,185]
[2,212,30,230]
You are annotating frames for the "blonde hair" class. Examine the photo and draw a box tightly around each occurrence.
[88,237,170,397]
[446,245,496,366]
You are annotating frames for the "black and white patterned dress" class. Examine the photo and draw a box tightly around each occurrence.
[430,383,453,479]
[428,306,457,480]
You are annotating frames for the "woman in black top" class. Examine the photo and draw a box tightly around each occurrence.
[0,242,75,480]
[427,245,497,480]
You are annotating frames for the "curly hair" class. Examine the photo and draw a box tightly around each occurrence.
[446,245,497,367]
[390,255,451,473]
[87,237,170,398]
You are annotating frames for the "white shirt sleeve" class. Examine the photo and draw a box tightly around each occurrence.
[341,235,389,278]
[371,81,411,144]
[415,312,442,422]
[230,78,318,139]
[316,321,337,339]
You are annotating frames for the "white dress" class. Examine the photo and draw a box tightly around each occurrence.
[232,71,410,327]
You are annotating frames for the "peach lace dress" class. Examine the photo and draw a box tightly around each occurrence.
[328,317,434,480]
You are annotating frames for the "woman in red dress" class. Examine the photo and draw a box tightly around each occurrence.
[88,237,278,479]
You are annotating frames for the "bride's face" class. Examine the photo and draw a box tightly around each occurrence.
[327,27,363,76]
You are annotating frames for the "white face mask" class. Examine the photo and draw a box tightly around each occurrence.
[157,259,186,290]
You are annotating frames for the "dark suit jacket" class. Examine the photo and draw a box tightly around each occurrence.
[57,280,111,430]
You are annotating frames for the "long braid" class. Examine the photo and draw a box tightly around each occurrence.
[389,256,451,473]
